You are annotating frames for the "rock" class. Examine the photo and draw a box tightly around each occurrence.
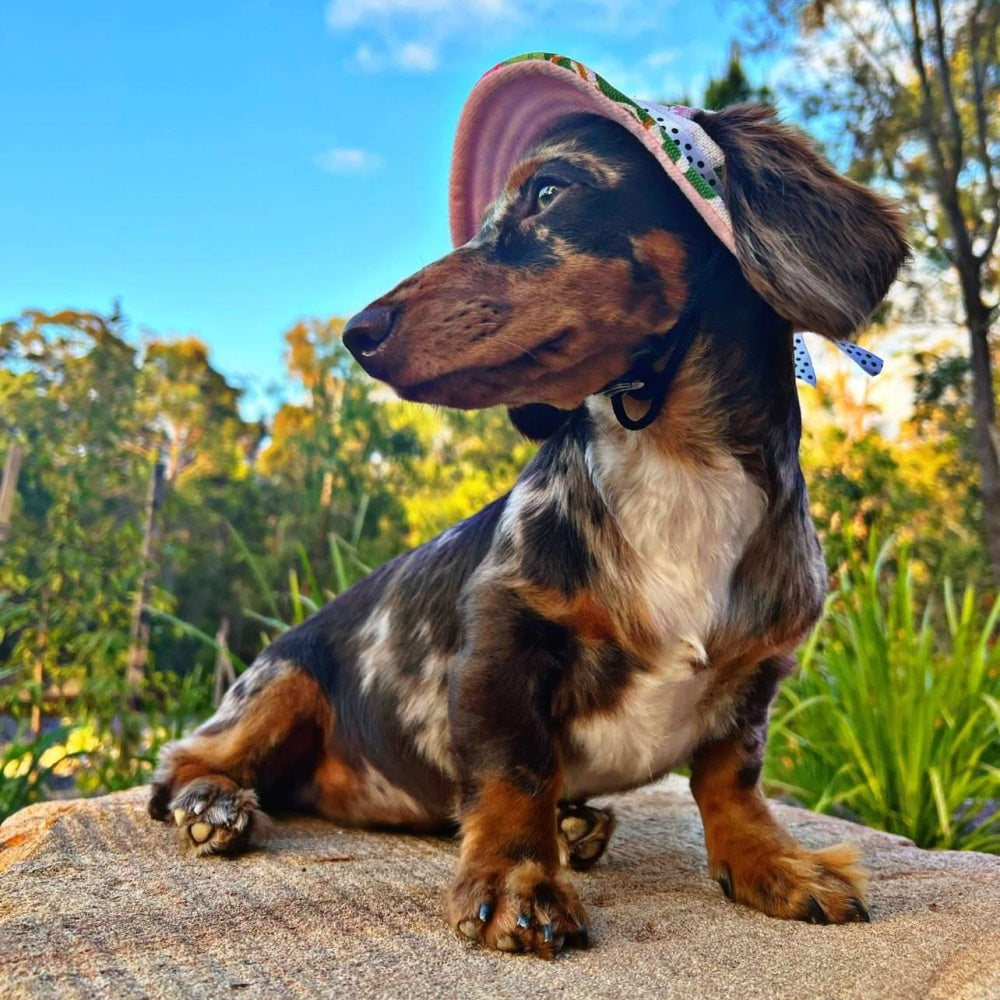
[2,778,999,1000]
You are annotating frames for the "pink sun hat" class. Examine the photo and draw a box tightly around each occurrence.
[447,52,884,387]
[449,52,735,253]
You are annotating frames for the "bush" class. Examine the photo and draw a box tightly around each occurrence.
[0,665,214,823]
[0,724,83,821]
[766,539,1000,853]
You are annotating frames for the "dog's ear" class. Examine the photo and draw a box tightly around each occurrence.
[507,404,575,441]
[694,104,909,340]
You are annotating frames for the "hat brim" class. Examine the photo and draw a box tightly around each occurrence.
[448,54,735,252]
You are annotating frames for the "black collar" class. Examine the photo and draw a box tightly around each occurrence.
[601,243,724,431]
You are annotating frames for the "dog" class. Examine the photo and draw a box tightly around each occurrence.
[149,56,907,959]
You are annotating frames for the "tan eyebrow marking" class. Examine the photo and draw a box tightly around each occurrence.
[503,140,624,199]
[504,156,548,195]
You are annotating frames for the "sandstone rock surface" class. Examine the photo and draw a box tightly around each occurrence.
[2,778,1000,1000]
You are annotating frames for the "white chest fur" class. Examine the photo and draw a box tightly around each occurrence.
[564,401,767,798]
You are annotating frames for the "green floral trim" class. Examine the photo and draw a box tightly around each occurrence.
[686,169,717,199]
[499,53,720,202]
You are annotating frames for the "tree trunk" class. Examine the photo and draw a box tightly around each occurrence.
[964,291,1000,584]
[30,619,45,738]
[126,459,166,703]
[0,442,24,544]
[213,618,236,708]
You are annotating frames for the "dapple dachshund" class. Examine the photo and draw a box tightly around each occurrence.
[149,55,907,959]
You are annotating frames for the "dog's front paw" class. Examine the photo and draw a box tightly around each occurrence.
[714,842,869,924]
[159,776,262,857]
[450,858,590,959]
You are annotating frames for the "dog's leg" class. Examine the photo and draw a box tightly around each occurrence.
[690,659,869,924]
[556,801,616,871]
[148,657,332,856]
[447,599,590,958]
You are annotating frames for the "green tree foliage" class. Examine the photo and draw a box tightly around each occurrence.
[0,310,262,791]
[703,43,775,109]
[139,337,263,487]
[1,310,147,737]
[749,0,1000,583]
[799,356,991,589]
[0,307,533,811]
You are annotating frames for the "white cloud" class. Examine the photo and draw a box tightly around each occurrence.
[354,42,382,70]
[315,147,385,175]
[396,41,438,71]
[325,0,674,75]
[644,49,679,69]
[327,0,512,29]
[355,39,438,72]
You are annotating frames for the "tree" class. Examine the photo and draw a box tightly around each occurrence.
[0,309,147,735]
[138,337,262,487]
[799,362,988,586]
[752,0,1000,582]
[260,318,533,569]
[0,310,261,769]
[703,42,775,109]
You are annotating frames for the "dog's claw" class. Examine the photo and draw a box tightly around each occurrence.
[808,897,830,925]
[849,899,871,923]
[516,913,531,929]
[165,779,258,857]
[478,902,492,922]
[717,868,734,900]
[542,923,553,943]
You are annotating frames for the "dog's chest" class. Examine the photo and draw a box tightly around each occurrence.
[564,429,766,797]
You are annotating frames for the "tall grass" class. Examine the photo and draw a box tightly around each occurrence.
[767,539,1000,853]
[227,523,371,635]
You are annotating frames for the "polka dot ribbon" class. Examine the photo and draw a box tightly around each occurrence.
[793,333,883,387]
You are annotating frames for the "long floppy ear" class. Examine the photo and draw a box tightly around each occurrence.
[694,104,909,340]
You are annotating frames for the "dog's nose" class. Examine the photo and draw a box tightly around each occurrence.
[343,306,396,358]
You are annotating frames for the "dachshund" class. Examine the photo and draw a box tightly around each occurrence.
[149,102,907,959]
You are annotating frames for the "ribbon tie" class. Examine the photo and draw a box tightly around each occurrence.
[793,333,883,387]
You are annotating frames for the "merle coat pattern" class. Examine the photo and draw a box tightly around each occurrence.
[149,108,908,958]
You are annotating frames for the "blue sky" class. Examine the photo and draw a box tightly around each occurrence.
[1,1,767,414]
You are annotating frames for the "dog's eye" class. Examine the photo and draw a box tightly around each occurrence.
[536,184,563,211]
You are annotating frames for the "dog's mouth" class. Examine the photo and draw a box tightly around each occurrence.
[389,334,631,411]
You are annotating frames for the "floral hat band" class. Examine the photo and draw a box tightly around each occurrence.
[449,53,883,386]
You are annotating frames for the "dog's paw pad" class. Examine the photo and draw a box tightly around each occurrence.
[167,778,260,857]
[557,802,616,871]
[187,821,215,844]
